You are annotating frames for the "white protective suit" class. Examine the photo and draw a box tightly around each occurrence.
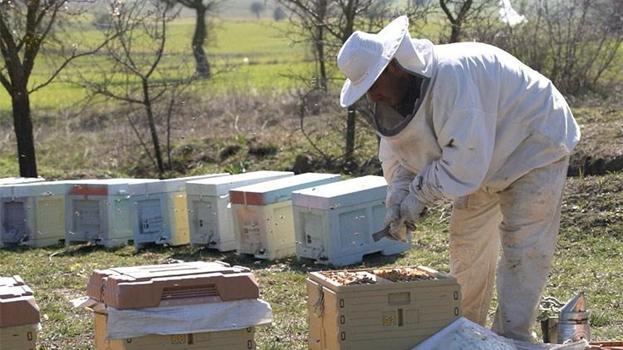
[377,38,580,341]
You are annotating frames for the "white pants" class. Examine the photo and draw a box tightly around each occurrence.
[449,157,569,341]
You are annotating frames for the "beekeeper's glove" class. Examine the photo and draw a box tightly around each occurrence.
[399,192,427,227]
[384,166,416,242]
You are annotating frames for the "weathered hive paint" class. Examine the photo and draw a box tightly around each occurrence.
[292,175,410,267]
[131,174,229,248]
[186,171,293,252]
[65,179,158,248]
[231,173,341,260]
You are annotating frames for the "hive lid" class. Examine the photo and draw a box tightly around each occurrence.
[0,276,40,328]
[145,173,230,194]
[10,180,76,198]
[186,171,294,196]
[0,177,44,186]
[87,261,260,309]
[68,178,158,196]
[292,175,387,210]
[230,173,341,205]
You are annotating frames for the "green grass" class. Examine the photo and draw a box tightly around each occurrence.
[0,173,621,349]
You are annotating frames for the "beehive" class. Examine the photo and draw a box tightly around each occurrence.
[93,310,256,350]
[231,173,341,260]
[86,261,259,308]
[87,262,264,350]
[0,276,40,350]
[0,181,74,247]
[65,179,158,247]
[0,177,44,186]
[307,266,461,350]
[131,174,229,248]
[292,175,410,266]
[186,171,294,251]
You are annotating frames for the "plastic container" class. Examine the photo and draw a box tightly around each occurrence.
[0,181,75,247]
[65,179,158,247]
[131,174,229,248]
[307,266,461,350]
[292,175,410,266]
[231,173,341,260]
[186,171,293,251]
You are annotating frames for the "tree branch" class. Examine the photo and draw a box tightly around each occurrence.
[439,0,457,24]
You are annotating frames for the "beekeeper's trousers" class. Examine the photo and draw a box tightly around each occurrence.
[449,156,569,341]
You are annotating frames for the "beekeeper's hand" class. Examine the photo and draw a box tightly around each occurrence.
[399,192,427,227]
[384,166,415,242]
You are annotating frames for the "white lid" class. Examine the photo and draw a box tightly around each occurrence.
[292,175,387,209]
[186,171,294,196]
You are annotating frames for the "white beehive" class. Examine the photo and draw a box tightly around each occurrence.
[292,175,410,266]
[186,171,294,251]
[66,179,158,248]
[231,173,342,260]
[131,174,229,248]
[0,181,74,247]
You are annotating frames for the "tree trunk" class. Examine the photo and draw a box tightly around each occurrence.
[11,85,38,177]
[344,107,356,163]
[193,6,211,78]
[315,0,328,92]
[142,79,165,177]
[450,23,461,42]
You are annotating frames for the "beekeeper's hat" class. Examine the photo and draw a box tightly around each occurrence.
[337,16,409,107]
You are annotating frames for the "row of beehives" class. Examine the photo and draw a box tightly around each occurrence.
[1,262,462,350]
[0,172,409,266]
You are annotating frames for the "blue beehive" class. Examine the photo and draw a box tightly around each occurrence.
[292,175,410,266]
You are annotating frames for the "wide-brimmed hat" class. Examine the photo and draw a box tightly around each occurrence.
[337,16,409,107]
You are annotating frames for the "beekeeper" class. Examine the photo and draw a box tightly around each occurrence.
[336,16,580,341]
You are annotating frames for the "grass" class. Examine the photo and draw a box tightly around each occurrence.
[0,173,621,349]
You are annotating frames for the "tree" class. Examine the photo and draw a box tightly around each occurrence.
[273,6,287,21]
[438,0,496,43]
[0,0,113,177]
[164,0,221,78]
[79,0,195,177]
[250,1,265,19]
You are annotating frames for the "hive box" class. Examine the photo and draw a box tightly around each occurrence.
[292,175,410,266]
[0,181,75,247]
[131,174,229,248]
[231,173,341,260]
[87,261,259,309]
[186,171,294,251]
[0,276,40,350]
[94,310,256,350]
[65,179,159,247]
[307,266,461,350]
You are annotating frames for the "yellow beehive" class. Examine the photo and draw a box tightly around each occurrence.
[307,266,461,350]
[94,311,256,350]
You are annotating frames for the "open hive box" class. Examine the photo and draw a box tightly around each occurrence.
[0,276,40,350]
[307,266,461,350]
[86,261,265,350]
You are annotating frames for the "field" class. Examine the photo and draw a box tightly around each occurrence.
[1,8,623,350]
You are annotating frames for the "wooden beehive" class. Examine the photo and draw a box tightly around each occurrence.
[186,171,293,252]
[307,266,461,350]
[94,310,256,350]
[0,276,40,350]
[65,179,158,248]
[0,181,74,248]
[292,175,409,266]
[231,173,341,260]
[131,174,229,248]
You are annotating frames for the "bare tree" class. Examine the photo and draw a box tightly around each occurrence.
[164,0,221,78]
[438,0,496,43]
[250,1,265,19]
[0,0,114,177]
[78,0,195,177]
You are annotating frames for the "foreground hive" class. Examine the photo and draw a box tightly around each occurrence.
[0,276,40,350]
[307,266,461,350]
